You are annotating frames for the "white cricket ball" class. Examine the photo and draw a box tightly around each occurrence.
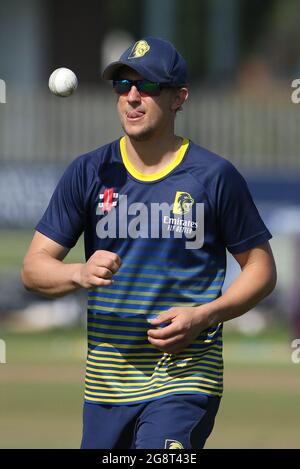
[48,67,78,97]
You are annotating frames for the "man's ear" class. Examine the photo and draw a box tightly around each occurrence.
[171,87,189,112]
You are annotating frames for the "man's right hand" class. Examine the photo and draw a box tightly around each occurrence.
[22,233,122,297]
[74,250,122,288]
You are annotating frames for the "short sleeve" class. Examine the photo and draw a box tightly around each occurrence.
[36,158,85,248]
[215,161,272,254]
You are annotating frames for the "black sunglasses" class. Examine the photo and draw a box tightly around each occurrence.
[112,79,170,96]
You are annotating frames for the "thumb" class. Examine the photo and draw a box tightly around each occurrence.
[149,310,176,326]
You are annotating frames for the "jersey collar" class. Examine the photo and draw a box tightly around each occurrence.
[119,136,189,182]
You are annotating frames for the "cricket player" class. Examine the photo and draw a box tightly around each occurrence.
[22,37,277,449]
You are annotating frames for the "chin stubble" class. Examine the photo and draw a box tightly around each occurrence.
[121,123,156,142]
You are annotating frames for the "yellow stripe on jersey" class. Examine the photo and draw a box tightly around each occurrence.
[85,256,224,404]
[90,285,218,297]
[114,271,220,281]
[120,136,189,182]
[85,387,222,404]
[102,279,224,289]
[89,296,208,306]
[87,339,222,350]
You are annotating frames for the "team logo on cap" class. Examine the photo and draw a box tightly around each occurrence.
[164,439,184,449]
[128,40,150,59]
[173,191,194,215]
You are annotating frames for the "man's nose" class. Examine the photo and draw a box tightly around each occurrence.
[127,85,141,102]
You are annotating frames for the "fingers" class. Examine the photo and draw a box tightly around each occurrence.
[147,307,196,354]
[93,250,122,269]
[148,316,184,354]
[148,308,184,339]
[147,322,177,340]
[88,275,115,287]
[93,266,114,280]
[90,250,121,274]
[149,310,175,326]
[147,335,186,355]
[80,250,122,288]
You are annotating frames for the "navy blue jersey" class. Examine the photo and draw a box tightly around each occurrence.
[36,137,272,405]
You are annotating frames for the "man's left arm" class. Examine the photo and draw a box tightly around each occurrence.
[147,241,277,354]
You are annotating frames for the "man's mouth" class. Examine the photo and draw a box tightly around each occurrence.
[126,110,145,121]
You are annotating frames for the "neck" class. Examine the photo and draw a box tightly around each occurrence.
[124,132,182,175]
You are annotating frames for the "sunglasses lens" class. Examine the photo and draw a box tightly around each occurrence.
[113,80,131,94]
[113,80,162,96]
[139,81,160,95]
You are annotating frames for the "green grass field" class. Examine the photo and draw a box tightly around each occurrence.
[0,229,299,448]
[0,229,85,271]
[1,327,299,449]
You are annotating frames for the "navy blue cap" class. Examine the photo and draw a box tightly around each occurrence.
[102,37,188,86]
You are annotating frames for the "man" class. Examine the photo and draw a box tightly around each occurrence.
[22,37,277,449]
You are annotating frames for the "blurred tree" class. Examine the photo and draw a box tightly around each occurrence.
[176,0,279,84]
[143,0,176,43]
[176,0,209,82]
[267,0,300,76]
[239,0,276,58]
[206,0,240,84]
[103,0,142,42]
[47,0,300,85]
[49,0,105,83]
